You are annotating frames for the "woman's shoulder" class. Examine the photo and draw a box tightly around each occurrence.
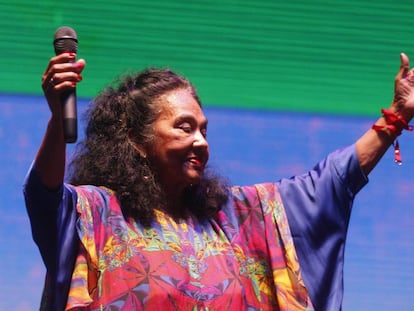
[69,184,116,197]
[230,183,278,200]
[68,184,120,216]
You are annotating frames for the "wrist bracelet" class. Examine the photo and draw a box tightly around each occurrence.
[372,108,413,164]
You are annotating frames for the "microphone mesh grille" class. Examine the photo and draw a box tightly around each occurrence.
[54,26,78,54]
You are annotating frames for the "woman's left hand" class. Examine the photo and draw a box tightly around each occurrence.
[392,53,414,122]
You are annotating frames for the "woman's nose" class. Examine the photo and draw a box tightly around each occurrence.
[193,130,208,148]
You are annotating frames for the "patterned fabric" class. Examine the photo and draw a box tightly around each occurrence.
[65,183,313,311]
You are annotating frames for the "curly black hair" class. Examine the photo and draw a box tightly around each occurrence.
[68,68,229,226]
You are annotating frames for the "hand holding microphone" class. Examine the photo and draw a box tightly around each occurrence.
[43,26,85,143]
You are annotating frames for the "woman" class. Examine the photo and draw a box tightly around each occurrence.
[24,52,414,311]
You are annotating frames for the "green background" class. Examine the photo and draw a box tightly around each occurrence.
[2,0,414,114]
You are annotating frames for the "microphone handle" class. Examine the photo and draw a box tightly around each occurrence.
[61,89,77,143]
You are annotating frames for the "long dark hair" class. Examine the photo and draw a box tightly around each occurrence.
[68,68,229,226]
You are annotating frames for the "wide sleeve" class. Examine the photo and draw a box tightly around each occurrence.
[24,164,62,268]
[277,144,368,311]
[23,164,79,311]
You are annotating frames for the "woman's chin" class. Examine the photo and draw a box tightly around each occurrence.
[183,171,203,186]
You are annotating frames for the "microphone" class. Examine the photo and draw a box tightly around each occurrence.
[53,26,78,143]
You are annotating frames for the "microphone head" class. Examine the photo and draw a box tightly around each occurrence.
[53,26,78,55]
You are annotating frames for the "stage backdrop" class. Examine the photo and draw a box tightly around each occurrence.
[1,1,414,310]
[1,0,414,114]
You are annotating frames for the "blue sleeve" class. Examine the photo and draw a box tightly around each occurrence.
[23,164,61,270]
[277,144,368,311]
[23,165,79,311]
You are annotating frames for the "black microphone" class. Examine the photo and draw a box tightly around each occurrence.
[53,26,78,143]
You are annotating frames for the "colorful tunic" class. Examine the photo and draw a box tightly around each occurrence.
[65,183,312,310]
[24,144,367,311]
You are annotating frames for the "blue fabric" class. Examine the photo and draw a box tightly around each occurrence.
[278,144,368,311]
[23,144,367,311]
[23,165,79,311]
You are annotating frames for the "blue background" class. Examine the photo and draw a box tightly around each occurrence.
[1,94,413,310]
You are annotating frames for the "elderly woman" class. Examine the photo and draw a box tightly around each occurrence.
[24,52,414,311]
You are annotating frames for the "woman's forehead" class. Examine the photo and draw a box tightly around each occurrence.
[157,89,204,117]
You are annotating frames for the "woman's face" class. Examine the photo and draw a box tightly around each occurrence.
[144,88,209,193]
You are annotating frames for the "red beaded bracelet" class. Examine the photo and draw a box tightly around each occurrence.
[372,108,413,164]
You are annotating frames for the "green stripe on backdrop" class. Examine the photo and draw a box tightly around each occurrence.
[2,0,414,115]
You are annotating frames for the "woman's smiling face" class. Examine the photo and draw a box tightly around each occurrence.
[144,88,209,194]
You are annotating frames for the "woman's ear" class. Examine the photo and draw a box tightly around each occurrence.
[127,128,147,159]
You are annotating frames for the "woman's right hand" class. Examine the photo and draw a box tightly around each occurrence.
[41,53,86,116]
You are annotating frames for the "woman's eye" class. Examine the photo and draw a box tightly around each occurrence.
[179,125,192,133]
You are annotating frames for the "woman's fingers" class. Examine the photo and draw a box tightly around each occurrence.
[42,55,85,93]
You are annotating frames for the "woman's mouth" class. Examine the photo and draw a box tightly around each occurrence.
[187,157,205,170]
